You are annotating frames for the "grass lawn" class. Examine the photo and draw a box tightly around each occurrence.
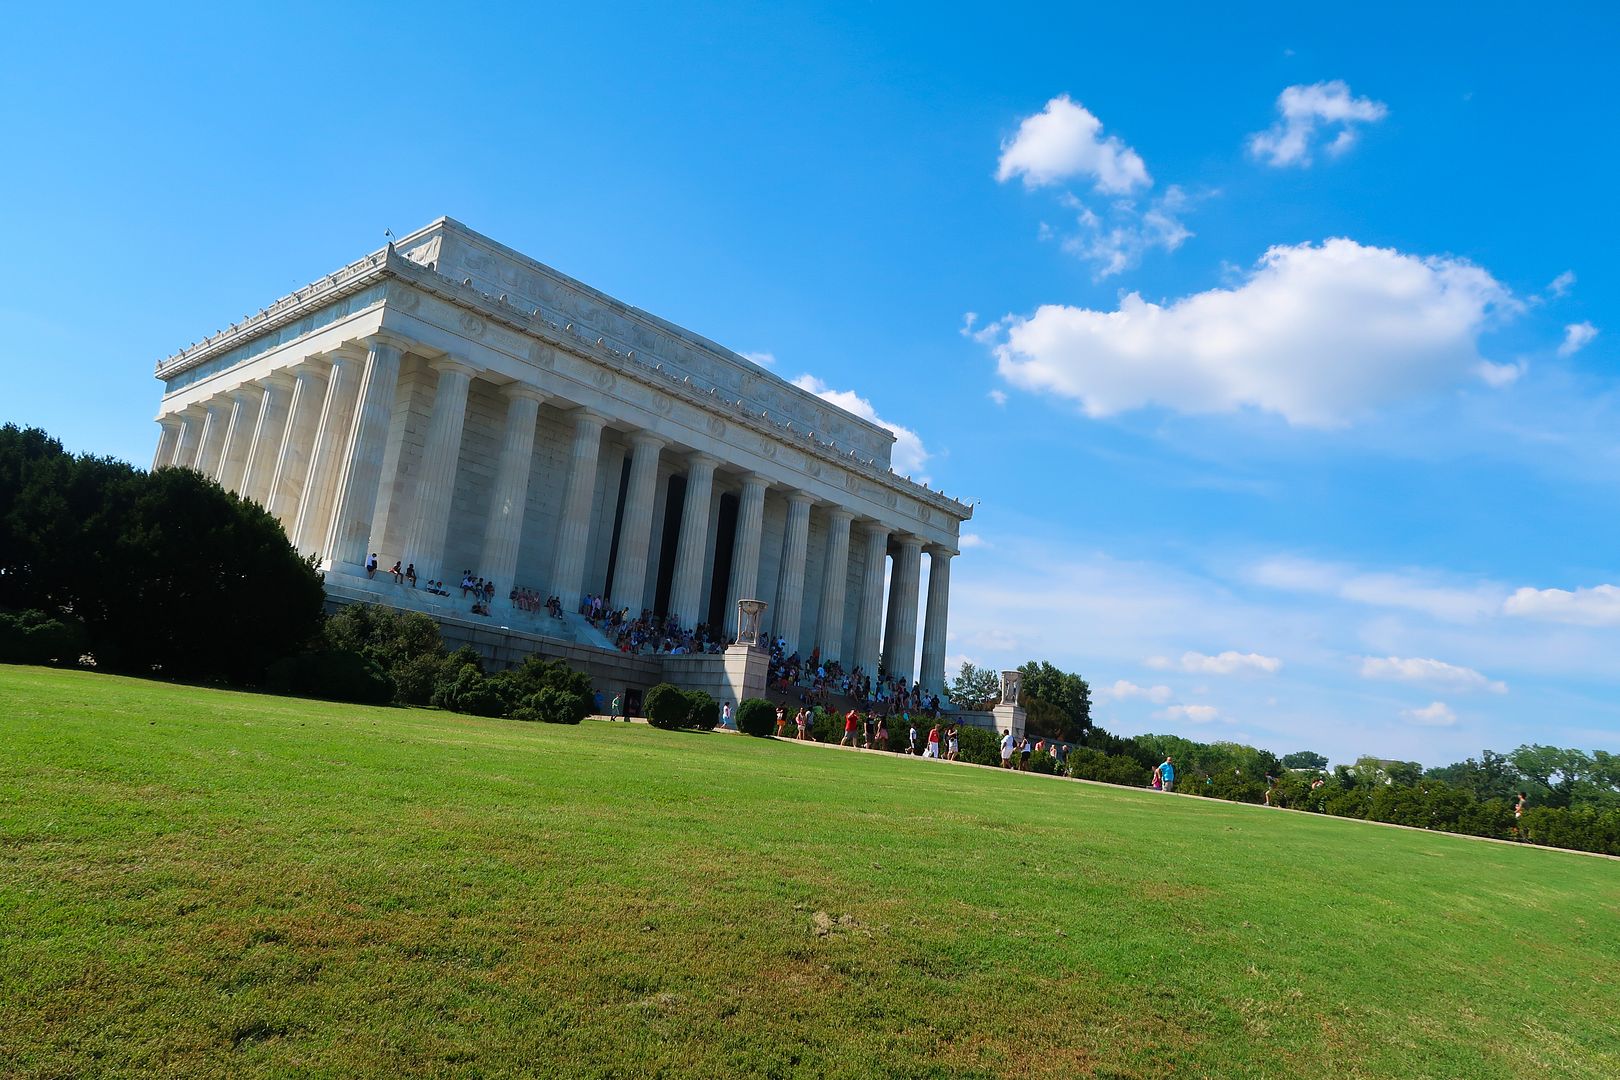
[2,666,1617,1078]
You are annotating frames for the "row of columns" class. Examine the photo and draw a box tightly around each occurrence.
[153,337,956,693]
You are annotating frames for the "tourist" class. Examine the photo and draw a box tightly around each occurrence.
[1019,738,1032,772]
[405,563,417,587]
[875,717,888,751]
[1157,756,1175,792]
[1515,791,1528,839]
[947,727,959,761]
[611,692,623,721]
[390,560,404,584]
[365,553,379,579]
[1152,768,1162,792]
[907,720,919,755]
[925,723,940,759]
[775,705,788,738]
[841,708,859,747]
[721,701,733,730]
[1000,730,1015,769]
[795,706,810,740]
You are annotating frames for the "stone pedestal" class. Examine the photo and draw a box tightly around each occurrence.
[992,702,1026,741]
[722,643,770,707]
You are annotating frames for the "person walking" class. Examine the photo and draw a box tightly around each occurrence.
[1019,738,1033,772]
[1157,756,1176,792]
[775,705,788,738]
[721,701,733,730]
[947,727,959,761]
[925,724,941,759]
[796,706,810,740]
[1000,730,1015,769]
[610,692,623,721]
[841,708,859,747]
[1515,791,1528,840]
[907,720,920,755]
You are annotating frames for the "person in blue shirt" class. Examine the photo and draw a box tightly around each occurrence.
[1157,756,1175,792]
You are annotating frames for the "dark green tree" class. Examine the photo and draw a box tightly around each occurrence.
[1016,660,1092,740]
[1281,750,1329,770]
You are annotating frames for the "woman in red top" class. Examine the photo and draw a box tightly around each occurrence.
[926,725,941,758]
[841,709,859,746]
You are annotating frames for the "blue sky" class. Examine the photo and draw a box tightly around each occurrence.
[4,2,1616,765]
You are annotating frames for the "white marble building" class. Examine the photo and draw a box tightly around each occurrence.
[149,218,971,693]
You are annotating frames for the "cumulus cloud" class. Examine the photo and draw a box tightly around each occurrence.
[958,533,990,550]
[988,238,1514,427]
[1547,271,1576,299]
[791,374,930,479]
[1250,556,1505,623]
[1503,584,1620,627]
[1157,704,1221,724]
[988,389,1008,406]
[1061,186,1194,280]
[1558,321,1598,357]
[1148,650,1281,675]
[1096,680,1174,703]
[1360,656,1507,694]
[1402,701,1458,727]
[996,95,1150,194]
[741,351,777,367]
[1249,80,1388,167]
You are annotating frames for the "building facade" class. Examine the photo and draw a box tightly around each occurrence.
[149,218,970,694]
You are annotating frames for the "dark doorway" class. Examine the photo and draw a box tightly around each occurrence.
[601,455,633,604]
[707,491,739,635]
[652,473,686,618]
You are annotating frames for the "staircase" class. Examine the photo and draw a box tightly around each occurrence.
[323,573,618,650]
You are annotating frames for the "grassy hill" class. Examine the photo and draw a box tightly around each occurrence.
[2,666,1616,1078]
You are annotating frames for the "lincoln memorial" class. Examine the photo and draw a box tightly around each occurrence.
[148,218,971,700]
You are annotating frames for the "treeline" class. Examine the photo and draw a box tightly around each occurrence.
[1063,727,1620,858]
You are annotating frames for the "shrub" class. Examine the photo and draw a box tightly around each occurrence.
[735,698,776,738]
[491,656,592,722]
[323,605,447,704]
[1030,750,1060,775]
[685,690,719,729]
[431,663,504,717]
[1067,748,1150,787]
[264,649,394,705]
[0,608,87,666]
[644,683,690,730]
[952,724,1002,766]
[510,686,588,724]
[810,706,842,744]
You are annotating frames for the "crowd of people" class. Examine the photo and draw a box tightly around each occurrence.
[611,609,724,655]
[761,637,945,718]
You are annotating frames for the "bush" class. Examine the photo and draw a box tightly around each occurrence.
[510,686,588,724]
[1067,748,1150,787]
[685,690,719,729]
[735,698,776,738]
[431,663,504,717]
[0,608,87,666]
[645,683,691,730]
[952,724,1002,766]
[264,649,394,705]
[323,604,447,704]
[1030,750,1060,775]
[810,706,842,744]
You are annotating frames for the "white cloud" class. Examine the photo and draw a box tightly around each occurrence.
[1474,360,1524,388]
[741,351,777,367]
[1156,704,1221,724]
[996,94,1150,194]
[1547,271,1576,298]
[1403,701,1458,727]
[1061,186,1194,279]
[1250,556,1506,623]
[1096,679,1174,703]
[988,389,1008,406]
[1360,656,1507,694]
[1249,80,1388,167]
[1503,584,1620,627]
[1148,650,1281,675]
[990,238,1513,427]
[958,533,990,550]
[1558,321,1598,358]
[791,374,930,479]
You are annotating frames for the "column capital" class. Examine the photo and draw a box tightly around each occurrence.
[859,519,891,539]
[739,471,771,491]
[570,407,609,429]
[330,342,369,365]
[823,506,855,525]
[784,488,815,507]
[924,543,958,559]
[431,355,479,379]
[157,413,183,429]
[364,330,415,354]
[686,450,721,470]
[264,369,299,391]
[500,381,547,404]
[895,534,925,554]
[227,385,263,404]
[628,429,667,451]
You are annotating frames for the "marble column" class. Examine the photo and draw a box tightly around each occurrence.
[215,386,263,492]
[268,362,330,531]
[478,384,545,591]
[152,416,181,471]
[881,541,903,674]
[399,357,476,578]
[323,335,406,572]
[668,452,719,629]
[549,409,608,603]
[193,397,230,477]
[240,372,295,507]
[723,473,769,639]
[172,406,205,469]
[884,535,924,683]
[815,508,853,663]
[852,521,890,677]
[292,346,364,556]
[771,490,813,653]
[610,431,665,614]
[919,546,954,697]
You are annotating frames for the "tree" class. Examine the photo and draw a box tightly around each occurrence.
[945,661,1000,710]
[1509,745,1594,809]
[1424,750,1520,802]
[1282,750,1329,770]
[0,425,324,683]
[1016,660,1092,740]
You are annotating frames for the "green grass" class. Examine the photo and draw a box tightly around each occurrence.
[2,666,1616,1078]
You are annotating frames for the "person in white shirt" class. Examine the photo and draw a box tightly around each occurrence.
[1000,730,1016,769]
